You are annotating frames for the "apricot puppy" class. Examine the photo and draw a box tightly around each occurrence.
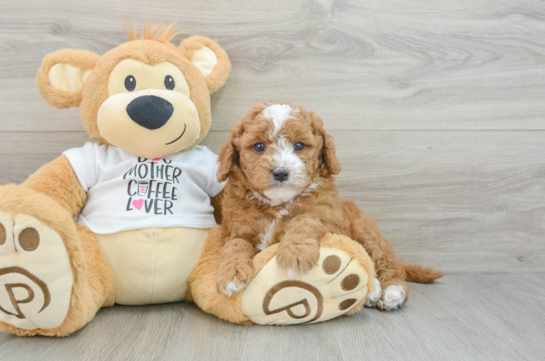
[215,102,443,312]
[216,102,348,296]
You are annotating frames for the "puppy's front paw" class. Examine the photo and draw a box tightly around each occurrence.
[218,280,245,297]
[216,259,253,297]
[364,278,382,308]
[276,237,320,276]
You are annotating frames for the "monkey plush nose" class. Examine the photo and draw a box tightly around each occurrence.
[126,95,174,130]
[272,168,290,182]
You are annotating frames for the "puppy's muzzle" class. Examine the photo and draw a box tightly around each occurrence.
[126,95,174,130]
[272,167,290,182]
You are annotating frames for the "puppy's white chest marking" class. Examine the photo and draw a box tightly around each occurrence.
[257,220,277,251]
[277,209,289,218]
[256,208,289,251]
[302,182,320,195]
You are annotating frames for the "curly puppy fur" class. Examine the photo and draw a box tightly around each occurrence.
[215,102,444,307]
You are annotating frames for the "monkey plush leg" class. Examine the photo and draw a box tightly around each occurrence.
[188,229,377,325]
[0,185,114,336]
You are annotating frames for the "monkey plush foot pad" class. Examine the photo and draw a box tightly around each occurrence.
[241,235,374,325]
[0,212,73,330]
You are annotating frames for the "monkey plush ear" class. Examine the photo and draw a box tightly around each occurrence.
[36,49,100,109]
[179,36,231,94]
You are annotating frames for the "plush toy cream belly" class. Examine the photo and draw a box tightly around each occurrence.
[96,227,209,305]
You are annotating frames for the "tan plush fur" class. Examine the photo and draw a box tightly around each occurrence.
[23,155,87,218]
[37,36,230,151]
[180,36,231,94]
[215,102,443,305]
[36,49,100,109]
[0,25,231,336]
[77,39,221,149]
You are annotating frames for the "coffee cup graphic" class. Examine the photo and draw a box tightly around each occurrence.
[137,181,149,196]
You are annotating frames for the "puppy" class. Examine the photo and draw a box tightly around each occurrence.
[216,102,443,310]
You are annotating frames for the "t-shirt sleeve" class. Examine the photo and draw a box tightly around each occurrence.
[62,142,98,192]
[203,148,227,197]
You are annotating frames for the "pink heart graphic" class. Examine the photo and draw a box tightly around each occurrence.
[132,199,144,210]
[152,158,161,162]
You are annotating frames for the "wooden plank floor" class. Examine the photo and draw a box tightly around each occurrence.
[1,274,544,361]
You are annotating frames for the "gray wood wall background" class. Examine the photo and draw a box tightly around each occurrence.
[0,0,544,274]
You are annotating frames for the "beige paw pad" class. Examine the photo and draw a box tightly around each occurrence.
[241,247,369,325]
[0,213,73,330]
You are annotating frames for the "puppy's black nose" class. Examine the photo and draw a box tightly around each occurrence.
[272,168,289,182]
[126,95,174,130]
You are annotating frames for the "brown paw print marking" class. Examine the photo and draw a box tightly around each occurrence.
[322,255,341,274]
[339,299,357,310]
[337,274,361,312]
[339,298,357,311]
[263,280,324,323]
[0,266,51,319]
[0,224,5,245]
[324,258,363,312]
[341,274,360,291]
[260,256,365,323]
[19,228,40,251]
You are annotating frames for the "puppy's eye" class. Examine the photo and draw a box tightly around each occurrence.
[294,142,305,151]
[164,75,175,90]
[253,142,266,153]
[125,75,136,91]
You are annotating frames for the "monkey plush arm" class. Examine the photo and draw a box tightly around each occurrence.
[22,155,87,218]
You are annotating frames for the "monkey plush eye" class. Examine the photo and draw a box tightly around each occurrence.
[164,75,175,90]
[124,75,136,91]
[294,142,305,151]
[253,142,266,153]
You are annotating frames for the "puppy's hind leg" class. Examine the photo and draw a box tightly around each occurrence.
[341,201,408,311]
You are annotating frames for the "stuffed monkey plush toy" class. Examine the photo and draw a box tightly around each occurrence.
[0,24,438,336]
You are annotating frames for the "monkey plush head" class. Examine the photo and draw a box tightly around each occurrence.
[36,24,230,159]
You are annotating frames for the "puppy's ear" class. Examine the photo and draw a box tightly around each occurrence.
[37,49,100,109]
[179,36,231,94]
[310,112,341,176]
[217,121,244,182]
[217,102,269,182]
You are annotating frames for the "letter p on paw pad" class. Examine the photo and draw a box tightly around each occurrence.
[0,212,73,330]
[241,240,374,325]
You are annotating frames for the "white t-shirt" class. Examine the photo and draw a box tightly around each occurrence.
[63,142,225,235]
